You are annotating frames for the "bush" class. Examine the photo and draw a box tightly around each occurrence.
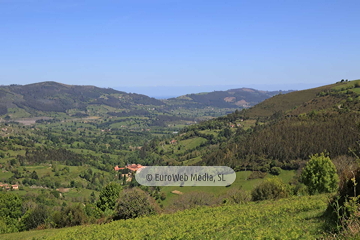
[325,167,360,233]
[259,165,270,172]
[83,204,103,224]
[251,177,289,201]
[291,183,309,196]
[53,204,88,228]
[160,192,166,201]
[114,187,158,220]
[0,192,22,233]
[21,204,49,230]
[222,188,251,205]
[270,167,282,175]
[301,153,339,195]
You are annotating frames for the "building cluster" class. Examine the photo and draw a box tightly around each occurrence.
[0,182,19,190]
[114,164,144,172]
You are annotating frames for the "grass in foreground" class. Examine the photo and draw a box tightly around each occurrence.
[2,194,329,240]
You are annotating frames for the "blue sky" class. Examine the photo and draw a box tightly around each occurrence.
[0,0,359,91]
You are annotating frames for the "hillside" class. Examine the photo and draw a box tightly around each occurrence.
[0,82,296,129]
[163,87,293,109]
[139,79,360,170]
[0,81,164,117]
[0,82,293,119]
[238,81,348,118]
[2,194,328,240]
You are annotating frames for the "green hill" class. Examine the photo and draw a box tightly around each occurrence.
[138,79,360,171]
[240,79,360,118]
[0,82,298,128]
[164,87,293,109]
[0,81,164,117]
[1,194,328,240]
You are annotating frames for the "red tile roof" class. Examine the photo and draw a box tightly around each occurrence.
[114,164,143,172]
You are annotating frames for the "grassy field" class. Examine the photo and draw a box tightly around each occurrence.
[162,137,207,155]
[0,163,111,203]
[199,129,220,137]
[239,119,256,130]
[1,194,330,240]
[160,170,296,207]
[182,156,202,165]
[0,170,13,179]
[6,108,31,118]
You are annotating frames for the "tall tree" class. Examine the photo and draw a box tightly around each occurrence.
[96,182,122,211]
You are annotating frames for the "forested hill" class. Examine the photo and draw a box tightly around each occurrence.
[0,81,164,116]
[0,81,294,120]
[163,88,293,109]
[237,82,342,118]
[138,79,360,171]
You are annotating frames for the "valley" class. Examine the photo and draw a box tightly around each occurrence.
[1,79,360,239]
[2,1,358,238]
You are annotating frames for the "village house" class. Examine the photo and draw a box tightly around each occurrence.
[126,164,144,172]
[114,166,125,171]
[0,183,10,190]
[114,164,144,172]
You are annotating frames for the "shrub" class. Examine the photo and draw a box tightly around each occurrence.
[332,155,358,176]
[84,204,103,223]
[251,177,289,201]
[291,183,309,196]
[259,165,270,172]
[0,192,22,233]
[53,204,88,228]
[325,168,360,233]
[301,153,339,195]
[222,188,251,205]
[160,192,166,201]
[270,167,282,175]
[114,187,158,220]
[21,204,49,230]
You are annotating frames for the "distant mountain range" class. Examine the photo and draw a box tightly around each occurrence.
[0,81,294,118]
[0,81,163,117]
[164,88,293,109]
[115,83,323,98]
